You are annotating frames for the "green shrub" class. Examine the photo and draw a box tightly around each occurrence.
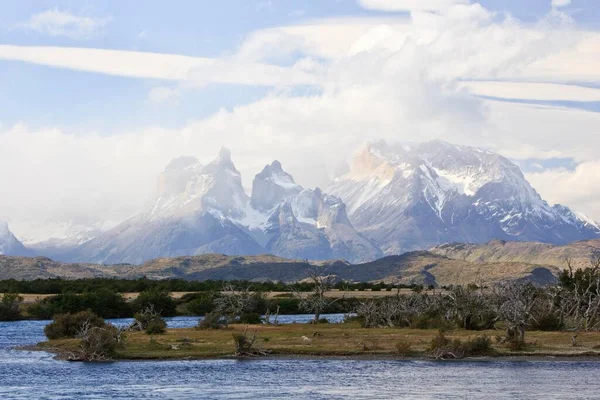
[133,306,167,335]
[198,311,228,330]
[343,315,364,324]
[44,311,105,339]
[27,290,130,319]
[238,312,262,324]
[182,293,217,315]
[0,292,23,321]
[132,289,177,317]
[144,318,167,335]
[531,313,563,331]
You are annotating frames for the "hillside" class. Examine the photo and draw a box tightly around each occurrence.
[0,251,558,287]
[430,239,600,269]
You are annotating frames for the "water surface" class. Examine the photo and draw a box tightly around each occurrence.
[2,317,599,399]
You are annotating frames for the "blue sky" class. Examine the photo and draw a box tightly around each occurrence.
[1,0,598,131]
[1,0,600,240]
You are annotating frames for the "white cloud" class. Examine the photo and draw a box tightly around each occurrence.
[551,0,571,8]
[358,0,470,12]
[148,86,180,104]
[3,1,600,238]
[527,161,600,220]
[21,9,111,40]
[0,45,317,86]
[462,81,600,102]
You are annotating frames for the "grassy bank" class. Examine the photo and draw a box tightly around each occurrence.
[33,322,600,361]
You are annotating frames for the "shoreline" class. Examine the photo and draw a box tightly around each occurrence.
[22,323,600,362]
[21,344,600,363]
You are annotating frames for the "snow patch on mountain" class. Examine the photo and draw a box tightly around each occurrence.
[328,140,600,254]
[0,221,29,256]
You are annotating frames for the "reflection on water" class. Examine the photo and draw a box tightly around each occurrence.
[1,317,600,399]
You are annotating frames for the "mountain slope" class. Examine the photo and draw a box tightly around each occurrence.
[72,149,264,264]
[0,221,30,256]
[431,239,600,269]
[327,140,600,254]
[0,252,557,286]
[70,150,381,264]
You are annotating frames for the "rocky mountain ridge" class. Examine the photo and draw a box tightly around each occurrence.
[3,140,599,264]
[0,252,557,287]
[327,140,600,254]
[65,148,381,264]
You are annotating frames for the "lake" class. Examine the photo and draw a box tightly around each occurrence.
[2,317,600,399]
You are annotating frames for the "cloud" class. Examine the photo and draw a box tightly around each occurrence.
[148,86,180,104]
[0,45,317,86]
[527,161,600,221]
[551,0,571,8]
[358,0,470,12]
[462,81,600,102]
[21,9,111,40]
[3,1,600,238]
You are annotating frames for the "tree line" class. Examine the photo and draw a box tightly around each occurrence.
[0,277,424,294]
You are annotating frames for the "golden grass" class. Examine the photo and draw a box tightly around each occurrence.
[35,322,600,360]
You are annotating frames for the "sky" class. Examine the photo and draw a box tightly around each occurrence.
[1,0,600,242]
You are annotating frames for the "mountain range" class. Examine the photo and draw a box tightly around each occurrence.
[3,140,600,264]
[0,251,558,286]
[0,221,30,257]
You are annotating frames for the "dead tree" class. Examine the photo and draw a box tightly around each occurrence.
[232,325,268,356]
[214,284,262,322]
[493,282,540,343]
[296,269,341,323]
[70,320,122,361]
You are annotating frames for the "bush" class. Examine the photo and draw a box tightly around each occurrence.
[44,311,105,339]
[531,313,563,331]
[428,330,451,352]
[133,306,167,335]
[80,289,131,318]
[144,318,167,335]
[343,315,364,324]
[0,292,23,321]
[506,336,527,351]
[80,324,119,359]
[27,290,130,319]
[395,341,413,356]
[132,289,177,317]
[238,312,262,324]
[428,331,493,358]
[182,293,217,315]
[462,336,493,356]
[198,311,228,330]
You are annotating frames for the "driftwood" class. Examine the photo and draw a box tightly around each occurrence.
[232,325,270,357]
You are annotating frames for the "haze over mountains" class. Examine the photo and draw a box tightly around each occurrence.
[3,140,600,265]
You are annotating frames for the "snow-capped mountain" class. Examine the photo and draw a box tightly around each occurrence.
[0,221,30,256]
[327,140,600,255]
[69,149,381,264]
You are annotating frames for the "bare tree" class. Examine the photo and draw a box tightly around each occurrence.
[231,325,268,356]
[492,282,540,343]
[214,284,263,322]
[296,269,341,323]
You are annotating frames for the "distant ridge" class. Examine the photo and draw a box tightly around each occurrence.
[431,238,600,269]
[0,249,559,286]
